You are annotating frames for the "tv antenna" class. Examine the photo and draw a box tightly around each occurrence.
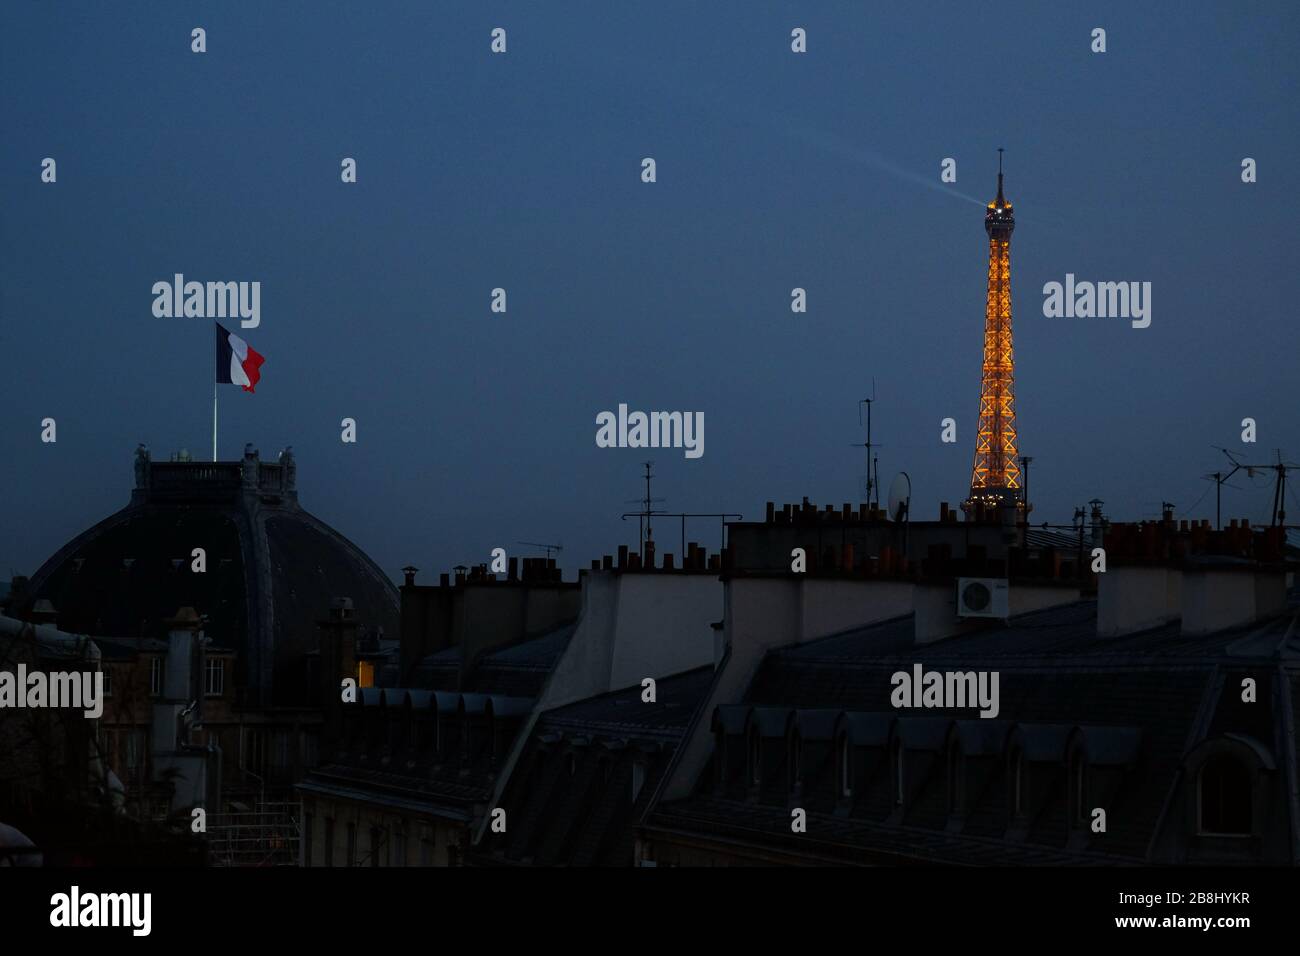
[517,541,563,560]
[1207,447,1297,529]
[851,383,882,510]
[624,461,666,560]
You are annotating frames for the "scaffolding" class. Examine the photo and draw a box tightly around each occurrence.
[205,801,301,866]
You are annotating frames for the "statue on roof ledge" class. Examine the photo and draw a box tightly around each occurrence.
[279,445,297,490]
[134,444,151,487]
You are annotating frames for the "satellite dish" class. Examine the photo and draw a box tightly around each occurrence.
[887,472,911,522]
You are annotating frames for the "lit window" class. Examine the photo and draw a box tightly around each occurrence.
[204,658,224,696]
[150,656,163,697]
[357,660,374,688]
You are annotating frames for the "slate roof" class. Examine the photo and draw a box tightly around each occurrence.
[474,667,714,866]
[407,621,577,696]
[18,457,399,707]
[301,622,580,817]
[644,592,1300,866]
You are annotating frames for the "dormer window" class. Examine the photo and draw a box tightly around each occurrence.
[1009,746,1025,819]
[947,740,963,815]
[1198,754,1252,836]
[838,734,853,799]
[632,759,647,803]
[892,738,905,807]
[1068,750,1088,829]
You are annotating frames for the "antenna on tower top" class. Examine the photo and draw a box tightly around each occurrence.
[854,382,882,511]
[996,147,1005,202]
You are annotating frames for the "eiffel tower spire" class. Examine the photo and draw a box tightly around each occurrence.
[964,151,1024,515]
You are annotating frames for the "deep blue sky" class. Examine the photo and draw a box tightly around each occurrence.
[4,1,1298,583]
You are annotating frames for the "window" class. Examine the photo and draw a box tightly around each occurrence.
[101,666,113,698]
[947,741,962,815]
[204,658,224,697]
[838,734,853,798]
[892,739,905,807]
[303,814,313,867]
[324,818,335,867]
[1199,755,1252,836]
[631,759,647,803]
[150,657,163,697]
[749,731,761,787]
[124,729,143,774]
[420,829,435,866]
[1009,747,1025,818]
[346,823,356,866]
[1068,751,1087,828]
[369,826,382,867]
[393,826,407,867]
[789,733,802,792]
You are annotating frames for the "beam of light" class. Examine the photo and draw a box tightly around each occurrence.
[601,51,988,207]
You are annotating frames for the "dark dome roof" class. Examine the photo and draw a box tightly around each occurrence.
[21,444,398,706]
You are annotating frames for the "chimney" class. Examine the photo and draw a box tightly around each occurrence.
[1089,500,1106,550]
[1097,565,1182,637]
[1181,558,1287,636]
[401,566,418,587]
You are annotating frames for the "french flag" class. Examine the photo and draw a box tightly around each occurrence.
[215,323,265,393]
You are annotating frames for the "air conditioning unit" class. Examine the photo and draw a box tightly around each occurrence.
[956,578,1009,619]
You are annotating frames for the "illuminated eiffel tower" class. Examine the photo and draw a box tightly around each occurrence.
[964,150,1026,517]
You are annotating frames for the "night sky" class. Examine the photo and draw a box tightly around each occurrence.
[4,1,1298,584]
